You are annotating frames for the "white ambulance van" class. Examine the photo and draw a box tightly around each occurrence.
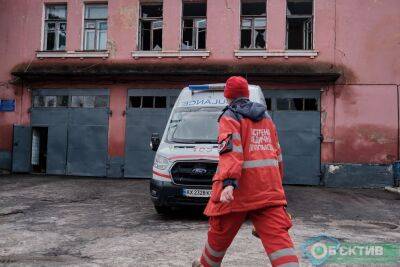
[149,83,266,213]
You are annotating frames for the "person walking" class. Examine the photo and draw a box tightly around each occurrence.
[193,76,299,267]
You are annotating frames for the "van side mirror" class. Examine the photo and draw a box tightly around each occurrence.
[150,133,160,151]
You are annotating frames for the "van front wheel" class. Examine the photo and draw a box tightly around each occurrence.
[154,205,171,214]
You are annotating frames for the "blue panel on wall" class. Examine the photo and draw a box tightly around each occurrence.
[0,100,15,112]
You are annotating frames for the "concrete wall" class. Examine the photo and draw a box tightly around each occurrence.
[0,0,399,170]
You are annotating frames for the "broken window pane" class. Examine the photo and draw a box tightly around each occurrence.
[142,97,154,108]
[241,29,252,48]
[141,27,151,50]
[129,96,141,108]
[241,2,266,16]
[140,5,163,51]
[46,31,55,50]
[255,29,265,48]
[44,5,67,51]
[286,0,313,50]
[241,1,266,49]
[182,28,193,49]
[287,0,313,15]
[198,28,206,49]
[183,2,207,17]
[182,3,207,50]
[154,97,167,108]
[290,98,304,110]
[153,28,162,50]
[304,98,318,111]
[141,4,163,18]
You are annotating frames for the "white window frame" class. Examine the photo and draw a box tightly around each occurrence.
[240,1,267,50]
[83,4,108,51]
[181,2,207,50]
[138,3,163,51]
[43,4,67,51]
[285,0,314,50]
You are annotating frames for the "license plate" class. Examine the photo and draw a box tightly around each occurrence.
[182,188,211,198]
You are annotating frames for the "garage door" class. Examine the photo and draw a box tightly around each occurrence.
[124,89,180,178]
[263,90,321,185]
[30,89,109,176]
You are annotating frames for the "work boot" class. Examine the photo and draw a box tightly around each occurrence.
[192,260,204,267]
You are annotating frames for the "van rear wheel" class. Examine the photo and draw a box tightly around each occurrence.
[154,205,171,214]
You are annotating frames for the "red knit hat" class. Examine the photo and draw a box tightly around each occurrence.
[224,76,249,99]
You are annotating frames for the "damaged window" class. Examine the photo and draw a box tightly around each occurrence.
[240,1,266,49]
[139,4,163,51]
[44,5,67,51]
[33,95,107,108]
[84,4,108,50]
[129,96,167,108]
[181,2,207,50]
[33,95,68,107]
[71,95,109,108]
[277,98,318,111]
[265,98,271,111]
[286,0,313,50]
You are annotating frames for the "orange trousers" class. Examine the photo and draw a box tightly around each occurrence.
[200,205,299,267]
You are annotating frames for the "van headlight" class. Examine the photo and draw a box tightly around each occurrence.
[153,154,170,170]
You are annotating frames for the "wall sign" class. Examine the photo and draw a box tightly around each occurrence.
[0,99,15,112]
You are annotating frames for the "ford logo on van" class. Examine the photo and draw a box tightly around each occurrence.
[192,168,207,175]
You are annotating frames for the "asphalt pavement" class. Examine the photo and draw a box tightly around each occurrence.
[0,175,399,266]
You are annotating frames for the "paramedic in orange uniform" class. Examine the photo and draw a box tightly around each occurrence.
[193,76,299,267]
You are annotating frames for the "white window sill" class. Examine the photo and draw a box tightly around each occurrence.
[36,51,109,59]
[234,50,318,59]
[131,50,210,59]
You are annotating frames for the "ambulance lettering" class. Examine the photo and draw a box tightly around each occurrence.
[249,128,274,152]
[180,98,227,107]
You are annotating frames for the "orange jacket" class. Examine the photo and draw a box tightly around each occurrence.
[204,98,287,216]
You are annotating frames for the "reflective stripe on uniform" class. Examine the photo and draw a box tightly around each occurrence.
[202,251,221,267]
[277,154,283,162]
[231,133,241,140]
[276,263,299,267]
[243,159,278,168]
[269,248,297,261]
[232,145,243,153]
[205,242,226,258]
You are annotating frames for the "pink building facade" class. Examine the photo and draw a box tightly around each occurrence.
[0,0,399,186]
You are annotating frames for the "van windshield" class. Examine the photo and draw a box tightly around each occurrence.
[166,107,223,144]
